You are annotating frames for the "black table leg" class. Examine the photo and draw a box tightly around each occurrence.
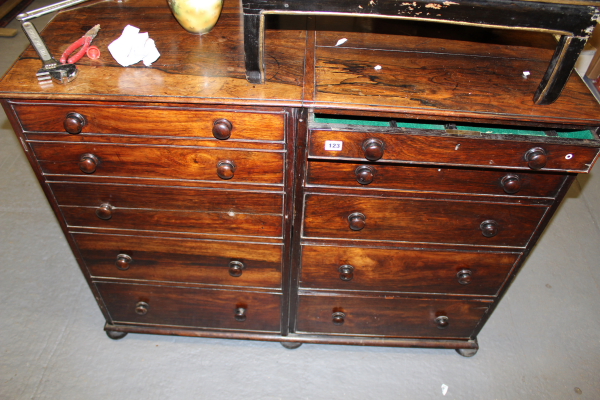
[244,13,265,84]
[534,35,588,105]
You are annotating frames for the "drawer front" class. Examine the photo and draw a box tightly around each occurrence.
[14,104,285,141]
[61,206,283,238]
[296,294,490,338]
[300,245,519,295]
[307,161,567,198]
[55,182,283,237]
[303,194,547,247]
[96,282,281,332]
[51,182,283,214]
[309,130,599,172]
[31,142,284,185]
[74,233,282,288]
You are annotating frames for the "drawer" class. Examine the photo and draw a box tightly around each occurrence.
[55,182,283,237]
[300,245,519,295]
[296,294,490,338]
[74,233,282,288]
[51,182,283,214]
[13,103,285,141]
[96,282,281,332]
[30,142,284,185]
[303,193,547,247]
[308,129,599,172]
[307,161,567,198]
[61,207,282,238]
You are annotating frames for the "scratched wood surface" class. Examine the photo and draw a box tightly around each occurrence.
[0,0,307,105]
[310,16,600,125]
[2,0,600,123]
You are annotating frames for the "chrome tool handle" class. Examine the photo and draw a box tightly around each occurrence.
[17,0,91,22]
[21,21,57,69]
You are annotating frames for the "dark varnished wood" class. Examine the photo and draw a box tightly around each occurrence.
[308,129,600,172]
[74,233,283,288]
[0,0,306,106]
[296,293,491,337]
[61,206,283,238]
[78,153,98,174]
[303,193,547,247]
[307,161,567,197]
[13,103,285,142]
[300,245,520,295]
[103,322,478,348]
[311,29,600,121]
[31,142,285,185]
[50,182,283,214]
[63,112,86,134]
[96,282,282,332]
[1,0,600,351]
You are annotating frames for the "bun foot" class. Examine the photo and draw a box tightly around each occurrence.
[106,330,128,340]
[280,341,302,350]
[455,347,478,357]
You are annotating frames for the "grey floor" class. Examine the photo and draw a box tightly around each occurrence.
[2,3,600,399]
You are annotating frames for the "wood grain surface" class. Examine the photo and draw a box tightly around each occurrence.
[1,0,600,124]
[296,293,491,338]
[302,193,547,247]
[309,17,600,124]
[96,282,282,331]
[306,161,567,197]
[0,0,306,105]
[31,141,285,184]
[61,205,283,237]
[13,102,286,141]
[50,182,283,213]
[74,233,283,288]
[308,129,599,172]
[299,244,519,296]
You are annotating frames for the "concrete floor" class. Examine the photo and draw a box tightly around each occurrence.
[1,3,600,399]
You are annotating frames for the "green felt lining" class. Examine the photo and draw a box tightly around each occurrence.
[455,125,547,136]
[397,122,446,130]
[556,130,594,139]
[314,117,595,139]
[313,117,390,127]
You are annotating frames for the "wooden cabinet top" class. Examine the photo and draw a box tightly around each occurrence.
[2,0,600,126]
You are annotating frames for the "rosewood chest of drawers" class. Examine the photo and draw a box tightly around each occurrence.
[2,0,600,356]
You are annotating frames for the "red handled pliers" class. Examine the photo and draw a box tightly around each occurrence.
[60,24,101,64]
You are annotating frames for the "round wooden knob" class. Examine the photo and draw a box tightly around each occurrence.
[235,307,247,322]
[79,153,98,174]
[435,315,449,329]
[135,301,149,316]
[96,203,113,220]
[339,265,354,281]
[480,220,498,238]
[217,160,236,180]
[524,147,547,170]
[64,112,86,134]
[501,174,521,194]
[348,212,366,231]
[229,261,245,277]
[332,312,346,325]
[116,254,132,271]
[213,118,233,140]
[457,269,472,285]
[355,165,375,185]
[362,138,385,161]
